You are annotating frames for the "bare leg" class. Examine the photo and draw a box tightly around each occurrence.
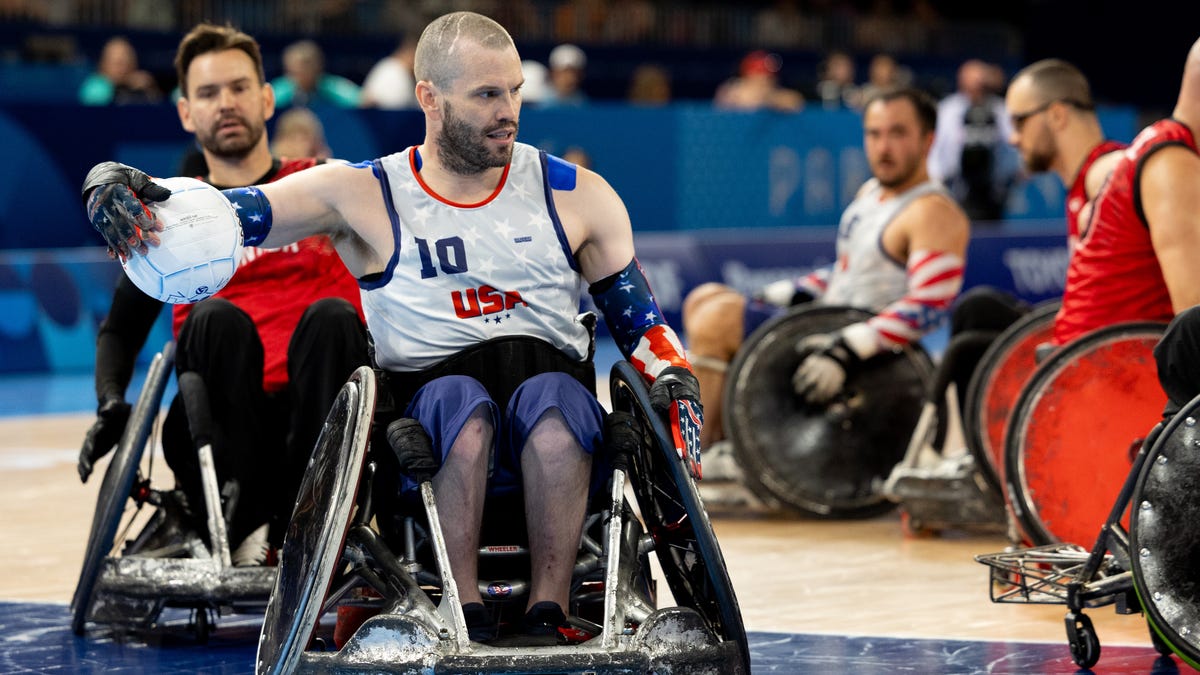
[682,283,747,448]
[522,408,591,611]
[431,404,492,605]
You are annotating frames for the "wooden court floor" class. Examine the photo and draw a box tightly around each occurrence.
[0,409,1185,673]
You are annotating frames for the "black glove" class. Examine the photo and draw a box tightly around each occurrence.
[82,161,171,260]
[648,365,702,414]
[387,417,440,484]
[648,365,705,480]
[78,396,132,483]
[792,332,862,404]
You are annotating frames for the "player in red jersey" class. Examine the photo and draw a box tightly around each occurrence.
[76,24,367,566]
[943,58,1132,383]
[1049,43,1200,346]
[1142,38,1200,418]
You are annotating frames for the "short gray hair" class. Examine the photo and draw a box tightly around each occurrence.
[413,11,515,89]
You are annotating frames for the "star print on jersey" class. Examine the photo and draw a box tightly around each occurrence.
[362,145,592,372]
[221,186,272,245]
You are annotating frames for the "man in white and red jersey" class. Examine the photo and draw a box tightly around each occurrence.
[82,12,704,645]
[77,24,367,567]
[682,87,970,452]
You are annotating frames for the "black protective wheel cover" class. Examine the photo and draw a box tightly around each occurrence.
[1131,392,1200,670]
[610,361,750,674]
[71,342,175,635]
[725,305,933,517]
[256,367,375,675]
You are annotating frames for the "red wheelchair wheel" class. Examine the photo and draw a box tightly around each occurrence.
[1005,322,1166,546]
[963,301,1059,496]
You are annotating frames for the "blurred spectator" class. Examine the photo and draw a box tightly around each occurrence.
[360,33,417,109]
[714,50,804,112]
[78,36,162,105]
[543,43,589,107]
[602,0,656,44]
[814,50,861,110]
[271,107,331,159]
[553,0,606,42]
[858,53,909,104]
[521,59,551,105]
[562,146,592,169]
[928,59,1020,222]
[271,40,360,109]
[627,63,672,106]
[753,0,820,50]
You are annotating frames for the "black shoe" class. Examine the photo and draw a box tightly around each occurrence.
[522,601,567,645]
[462,602,496,643]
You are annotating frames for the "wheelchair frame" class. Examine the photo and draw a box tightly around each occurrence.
[975,397,1200,669]
[70,342,276,640]
[257,362,750,674]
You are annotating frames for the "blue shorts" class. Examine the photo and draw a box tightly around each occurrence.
[401,372,607,496]
[743,298,784,338]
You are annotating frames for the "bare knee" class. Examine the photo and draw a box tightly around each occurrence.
[446,404,494,470]
[683,284,746,362]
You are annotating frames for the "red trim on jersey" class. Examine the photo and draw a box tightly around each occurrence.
[408,147,511,208]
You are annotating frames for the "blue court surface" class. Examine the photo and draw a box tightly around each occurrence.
[0,600,1178,674]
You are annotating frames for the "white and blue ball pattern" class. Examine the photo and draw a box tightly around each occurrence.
[121,176,243,304]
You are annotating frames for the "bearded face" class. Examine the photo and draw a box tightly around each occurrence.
[195,111,267,160]
[437,100,517,175]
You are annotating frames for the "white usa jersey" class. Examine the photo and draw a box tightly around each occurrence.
[362,143,591,372]
[822,178,949,311]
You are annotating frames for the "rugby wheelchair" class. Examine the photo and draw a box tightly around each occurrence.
[255,336,750,674]
[71,341,277,640]
[723,305,935,518]
[973,319,1184,669]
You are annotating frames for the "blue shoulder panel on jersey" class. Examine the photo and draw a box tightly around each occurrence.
[545,153,577,191]
[347,159,378,176]
[221,187,273,246]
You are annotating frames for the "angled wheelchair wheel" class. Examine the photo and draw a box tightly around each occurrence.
[1005,322,1166,546]
[610,361,750,674]
[71,342,175,636]
[1131,392,1200,670]
[257,366,375,675]
[962,300,1059,495]
[725,305,934,518]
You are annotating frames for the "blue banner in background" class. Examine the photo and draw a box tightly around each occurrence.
[0,102,1137,250]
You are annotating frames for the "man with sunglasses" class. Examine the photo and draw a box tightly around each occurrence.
[944,59,1128,355]
[1005,59,1126,258]
[1042,45,1200,347]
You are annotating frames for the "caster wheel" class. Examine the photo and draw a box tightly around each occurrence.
[1065,611,1100,669]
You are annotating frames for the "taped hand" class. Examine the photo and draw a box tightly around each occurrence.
[82,162,171,261]
[649,365,705,480]
[78,396,132,483]
[792,333,861,404]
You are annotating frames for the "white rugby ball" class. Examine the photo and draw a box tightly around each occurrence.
[121,176,243,304]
